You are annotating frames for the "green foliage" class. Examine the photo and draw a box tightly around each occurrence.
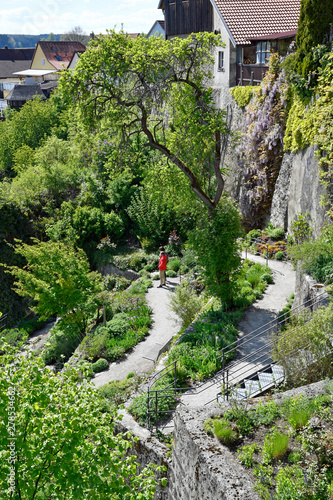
[272,304,333,387]
[168,279,204,329]
[98,374,144,406]
[0,98,59,174]
[188,197,243,303]
[47,202,125,254]
[5,239,102,323]
[295,0,333,77]
[127,188,175,249]
[264,223,285,240]
[0,350,161,498]
[91,358,109,373]
[0,328,28,348]
[275,251,284,260]
[59,30,229,212]
[167,257,181,273]
[16,316,45,334]
[213,418,239,446]
[288,222,333,284]
[262,431,289,463]
[290,212,313,244]
[274,465,307,499]
[81,294,151,362]
[230,86,260,108]
[103,274,131,292]
[283,396,315,430]
[0,203,34,324]
[43,321,83,364]
[238,444,260,467]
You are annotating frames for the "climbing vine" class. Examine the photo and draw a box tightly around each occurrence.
[237,54,290,229]
[284,49,333,218]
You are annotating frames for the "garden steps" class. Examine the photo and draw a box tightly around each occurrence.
[217,363,285,402]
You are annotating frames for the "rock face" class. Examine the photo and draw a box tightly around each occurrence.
[271,146,328,236]
[219,90,329,235]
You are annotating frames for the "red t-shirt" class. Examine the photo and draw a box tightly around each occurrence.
[159,253,167,271]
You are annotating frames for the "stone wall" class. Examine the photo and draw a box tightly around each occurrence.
[293,263,329,310]
[168,406,260,500]
[218,90,329,236]
[271,146,328,237]
[120,378,329,499]
[98,263,140,282]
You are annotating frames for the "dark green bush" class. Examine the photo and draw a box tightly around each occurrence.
[43,322,82,364]
[166,270,177,278]
[17,317,46,334]
[1,328,29,347]
[261,272,274,284]
[80,329,109,361]
[91,358,109,373]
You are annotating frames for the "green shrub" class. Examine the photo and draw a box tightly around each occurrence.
[98,374,143,406]
[17,317,45,334]
[262,431,289,463]
[245,229,262,242]
[91,358,109,373]
[43,322,82,364]
[246,268,263,288]
[283,396,315,430]
[275,251,284,260]
[129,252,147,272]
[1,328,29,347]
[107,313,130,336]
[260,272,273,284]
[273,304,333,387]
[238,444,260,467]
[264,224,285,240]
[80,329,109,361]
[213,419,238,446]
[230,86,259,108]
[167,257,181,272]
[168,279,203,329]
[166,270,177,278]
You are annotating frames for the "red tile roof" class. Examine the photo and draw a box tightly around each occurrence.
[214,0,301,45]
[37,41,86,70]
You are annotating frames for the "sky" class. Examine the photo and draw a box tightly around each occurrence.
[0,0,162,36]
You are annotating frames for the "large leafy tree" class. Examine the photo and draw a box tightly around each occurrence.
[59,30,228,211]
[5,240,101,326]
[0,349,162,499]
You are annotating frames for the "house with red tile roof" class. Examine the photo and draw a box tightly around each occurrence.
[30,41,86,72]
[159,0,300,87]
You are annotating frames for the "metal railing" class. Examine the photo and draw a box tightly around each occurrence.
[218,291,329,401]
[146,290,329,426]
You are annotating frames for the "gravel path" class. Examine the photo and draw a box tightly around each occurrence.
[92,276,181,387]
[92,254,296,419]
[178,254,296,408]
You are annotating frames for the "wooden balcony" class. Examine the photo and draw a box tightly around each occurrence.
[236,63,269,86]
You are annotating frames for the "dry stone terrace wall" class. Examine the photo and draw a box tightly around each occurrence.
[168,406,260,500]
[118,379,328,499]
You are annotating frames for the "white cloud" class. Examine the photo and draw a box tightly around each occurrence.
[0,0,161,34]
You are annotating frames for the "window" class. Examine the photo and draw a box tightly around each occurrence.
[42,57,45,65]
[56,55,62,61]
[218,51,224,71]
[256,41,271,64]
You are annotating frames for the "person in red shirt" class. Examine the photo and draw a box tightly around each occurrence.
[158,246,167,287]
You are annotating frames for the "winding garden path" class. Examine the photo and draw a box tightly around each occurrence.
[178,255,296,408]
[92,276,181,387]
